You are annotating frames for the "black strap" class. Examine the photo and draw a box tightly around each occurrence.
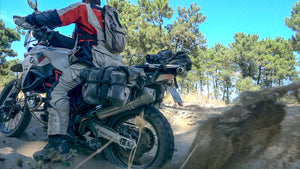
[86,80,110,84]
[100,67,114,105]
[86,80,126,86]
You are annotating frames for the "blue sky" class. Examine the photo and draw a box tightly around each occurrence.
[0,0,299,60]
[198,0,298,47]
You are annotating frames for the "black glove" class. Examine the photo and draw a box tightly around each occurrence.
[32,27,53,41]
[48,31,75,49]
[25,13,43,27]
[25,13,37,25]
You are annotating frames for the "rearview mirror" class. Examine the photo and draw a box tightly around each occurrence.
[27,0,38,11]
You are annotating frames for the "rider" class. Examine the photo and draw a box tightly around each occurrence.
[25,0,123,159]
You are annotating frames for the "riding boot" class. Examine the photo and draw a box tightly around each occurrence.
[33,135,70,161]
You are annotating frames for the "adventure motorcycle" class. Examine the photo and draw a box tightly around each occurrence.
[0,0,192,168]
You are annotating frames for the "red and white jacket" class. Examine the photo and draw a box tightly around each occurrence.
[35,2,105,46]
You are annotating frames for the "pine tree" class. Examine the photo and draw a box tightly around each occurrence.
[0,59,21,87]
[235,77,260,94]
[285,0,300,52]
[229,33,259,79]
[264,37,297,87]
[0,20,20,75]
[166,3,206,55]
[166,3,207,94]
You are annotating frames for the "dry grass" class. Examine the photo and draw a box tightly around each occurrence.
[161,92,229,134]
[163,92,226,108]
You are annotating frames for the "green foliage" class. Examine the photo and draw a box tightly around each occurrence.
[285,0,300,52]
[0,20,21,75]
[0,59,21,87]
[166,3,207,55]
[177,70,198,94]
[235,77,261,94]
[107,0,174,65]
[229,33,297,89]
[189,43,235,102]
[230,33,259,78]
[257,37,297,87]
[162,3,207,97]
[191,31,298,103]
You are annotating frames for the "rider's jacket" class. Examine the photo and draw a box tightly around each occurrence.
[35,2,104,46]
[33,2,120,66]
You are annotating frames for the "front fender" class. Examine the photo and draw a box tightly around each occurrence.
[10,63,23,72]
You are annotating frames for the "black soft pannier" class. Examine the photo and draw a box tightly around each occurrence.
[79,66,146,106]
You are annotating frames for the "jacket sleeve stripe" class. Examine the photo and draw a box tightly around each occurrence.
[57,2,83,16]
[57,2,84,27]
[92,8,104,29]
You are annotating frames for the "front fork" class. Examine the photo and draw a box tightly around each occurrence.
[3,79,22,106]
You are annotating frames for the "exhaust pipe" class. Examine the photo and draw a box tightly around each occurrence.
[176,66,187,77]
[96,87,156,119]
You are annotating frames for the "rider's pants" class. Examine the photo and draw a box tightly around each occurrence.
[47,49,123,135]
[48,64,86,135]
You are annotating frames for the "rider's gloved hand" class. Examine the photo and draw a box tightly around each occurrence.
[33,27,54,41]
[25,13,37,25]
[25,13,42,27]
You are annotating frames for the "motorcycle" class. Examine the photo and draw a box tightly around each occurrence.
[0,0,192,168]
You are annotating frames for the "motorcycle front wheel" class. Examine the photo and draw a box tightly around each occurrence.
[0,80,32,137]
[103,105,174,169]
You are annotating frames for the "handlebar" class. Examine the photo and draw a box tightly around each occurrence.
[13,15,34,30]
